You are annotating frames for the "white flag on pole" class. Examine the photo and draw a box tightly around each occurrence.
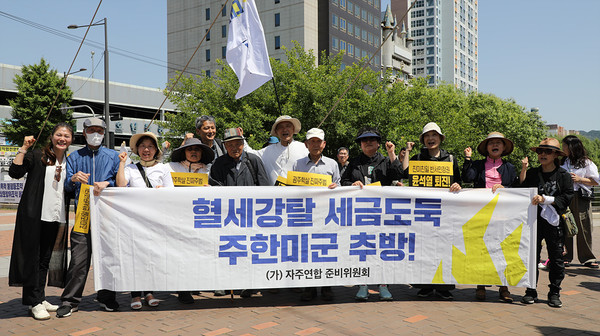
[226,0,274,99]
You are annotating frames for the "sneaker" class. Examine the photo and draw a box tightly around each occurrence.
[437,290,454,300]
[476,287,486,301]
[417,287,434,298]
[548,293,562,308]
[178,291,195,304]
[42,300,58,312]
[98,300,119,312]
[378,285,393,301]
[214,290,226,296]
[301,287,317,301]
[320,287,334,301]
[355,285,369,301]
[521,289,538,304]
[499,288,513,303]
[56,304,74,318]
[239,289,254,298]
[537,262,547,270]
[30,303,50,320]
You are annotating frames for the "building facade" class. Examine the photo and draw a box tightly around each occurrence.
[167,0,382,79]
[392,0,478,91]
[380,4,412,84]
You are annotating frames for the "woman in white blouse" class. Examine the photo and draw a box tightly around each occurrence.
[561,135,599,268]
[116,132,174,309]
[169,137,213,175]
[9,122,73,320]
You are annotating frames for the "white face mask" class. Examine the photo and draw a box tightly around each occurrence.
[86,132,104,147]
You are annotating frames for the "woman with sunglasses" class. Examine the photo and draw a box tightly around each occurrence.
[8,122,73,320]
[519,138,574,308]
[560,135,599,268]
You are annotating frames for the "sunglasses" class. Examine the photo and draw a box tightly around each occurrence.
[54,165,62,182]
[535,148,555,155]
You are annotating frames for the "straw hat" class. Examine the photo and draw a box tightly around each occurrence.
[270,115,301,136]
[477,132,514,156]
[530,138,567,156]
[130,132,163,159]
[171,137,214,164]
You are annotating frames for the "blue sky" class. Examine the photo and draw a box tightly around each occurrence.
[1,1,599,131]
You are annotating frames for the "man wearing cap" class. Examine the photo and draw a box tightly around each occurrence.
[462,132,518,303]
[340,126,403,188]
[291,128,339,301]
[243,115,309,185]
[56,118,120,317]
[210,128,269,187]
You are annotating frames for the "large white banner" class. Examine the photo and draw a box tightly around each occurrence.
[91,186,538,291]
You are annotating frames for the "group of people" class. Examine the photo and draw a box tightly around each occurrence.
[8,114,598,320]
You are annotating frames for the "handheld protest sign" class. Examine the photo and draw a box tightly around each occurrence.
[408,160,453,188]
[171,172,209,186]
[286,171,332,187]
[73,184,92,234]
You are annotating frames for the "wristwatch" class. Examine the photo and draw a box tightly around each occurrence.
[17,148,27,154]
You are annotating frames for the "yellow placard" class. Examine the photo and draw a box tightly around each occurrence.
[0,146,20,154]
[73,184,92,234]
[366,181,382,186]
[408,160,453,175]
[286,171,332,187]
[170,172,208,186]
[274,176,288,186]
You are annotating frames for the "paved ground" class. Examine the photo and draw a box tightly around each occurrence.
[1,209,599,336]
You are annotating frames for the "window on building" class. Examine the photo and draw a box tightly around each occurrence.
[368,13,373,26]
[355,46,361,58]
[355,26,360,37]
[205,8,210,20]
[374,55,379,65]
[412,29,424,37]
[340,18,346,31]
[222,46,227,59]
[206,70,211,77]
[348,1,353,13]
[348,23,353,36]
[275,36,281,49]
[413,38,424,46]
[332,36,339,50]
[275,13,280,27]
[361,9,367,21]
[411,10,424,18]
[332,14,338,27]
[348,44,354,56]
[332,0,338,5]
[340,0,346,9]
[340,40,346,52]
[354,4,360,17]
[206,49,211,62]
[412,19,424,27]
[222,25,227,38]
[414,0,424,7]
[206,29,211,41]
[362,50,367,58]
[362,30,367,41]
[222,5,226,16]
[275,0,280,3]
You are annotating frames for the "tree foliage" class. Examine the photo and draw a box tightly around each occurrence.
[161,43,550,167]
[2,59,74,148]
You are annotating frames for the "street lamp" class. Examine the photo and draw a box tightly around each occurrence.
[64,68,87,77]
[68,18,110,148]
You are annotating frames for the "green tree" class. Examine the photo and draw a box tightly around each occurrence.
[1,59,74,147]
[161,42,549,166]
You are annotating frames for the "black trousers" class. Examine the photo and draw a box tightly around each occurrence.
[22,221,59,306]
[530,219,565,294]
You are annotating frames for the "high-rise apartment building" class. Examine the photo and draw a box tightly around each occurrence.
[167,0,382,79]
[392,0,478,91]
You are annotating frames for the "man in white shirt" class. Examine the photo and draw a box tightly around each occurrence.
[291,128,339,301]
[244,115,309,185]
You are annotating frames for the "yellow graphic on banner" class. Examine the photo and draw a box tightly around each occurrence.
[452,194,502,284]
[366,181,382,186]
[0,146,20,154]
[432,260,445,283]
[502,223,527,286]
[286,171,331,187]
[73,184,92,234]
[171,172,208,186]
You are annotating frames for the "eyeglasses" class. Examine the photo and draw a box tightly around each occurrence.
[54,165,62,182]
[535,148,555,155]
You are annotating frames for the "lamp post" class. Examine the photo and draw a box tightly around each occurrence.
[68,18,110,148]
[64,68,87,77]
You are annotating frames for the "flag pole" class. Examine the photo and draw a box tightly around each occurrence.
[271,77,282,115]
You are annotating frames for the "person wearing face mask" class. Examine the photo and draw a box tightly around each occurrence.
[56,118,120,318]
[462,132,518,303]
[518,138,573,308]
[9,123,73,320]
